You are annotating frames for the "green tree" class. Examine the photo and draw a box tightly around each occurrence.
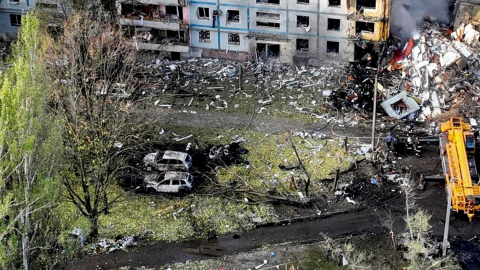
[47,11,141,238]
[0,14,62,270]
[399,175,460,270]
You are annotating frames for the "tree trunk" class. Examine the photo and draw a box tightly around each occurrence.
[23,155,31,270]
[405,189,413,240]
[22,232,29,270]
[304,177,310,196]
[333,168,340,191]
[103,192,109,215]
[89,215,99,239]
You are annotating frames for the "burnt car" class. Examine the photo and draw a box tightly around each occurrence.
[143,171,194,193]
[143,150,192,172]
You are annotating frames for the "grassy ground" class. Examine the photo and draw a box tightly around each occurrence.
[57,189,276,242]
[57,125,362,248]
[218,131,360,196]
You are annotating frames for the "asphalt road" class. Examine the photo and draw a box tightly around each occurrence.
[66,209,386,270]
[66,179,480,270]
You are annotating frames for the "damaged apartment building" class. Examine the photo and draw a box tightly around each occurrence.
[116,0,390,65]
[116,0,189,60]
[0,0,62,41]
[189,0,390,65]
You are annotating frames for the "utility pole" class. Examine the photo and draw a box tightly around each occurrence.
[371,74,379,158]
[238,64,242,90]
[442,178,454,257]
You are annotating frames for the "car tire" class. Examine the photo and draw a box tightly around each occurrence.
[178,187,190,195]
[146,187,157,194]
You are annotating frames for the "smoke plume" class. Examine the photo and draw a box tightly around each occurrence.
[390,0,454,41]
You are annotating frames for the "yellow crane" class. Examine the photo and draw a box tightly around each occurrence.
[440,117,480,221]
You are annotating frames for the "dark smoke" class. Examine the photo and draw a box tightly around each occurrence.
[390,0,454,41]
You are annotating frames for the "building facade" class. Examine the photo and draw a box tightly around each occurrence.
[117,0,390,65]
[116,0,190,60]
[0,0,32,40]
[0,0,63,41]
[187,0,389,65]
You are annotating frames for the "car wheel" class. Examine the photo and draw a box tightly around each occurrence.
[146,187,157,194]
[178,187,190,195]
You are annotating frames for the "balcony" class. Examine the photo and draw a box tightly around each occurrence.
[125,0,187,6]
[129,40,189,52]
[120,15,186,30]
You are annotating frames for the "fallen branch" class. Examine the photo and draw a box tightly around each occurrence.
[319,158,366,182]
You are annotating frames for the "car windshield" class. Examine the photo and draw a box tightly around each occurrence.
[159,180,170,185]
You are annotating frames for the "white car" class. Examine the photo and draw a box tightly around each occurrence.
[95,83,131,100]
[143,150,192,171]
[144,171,194,193]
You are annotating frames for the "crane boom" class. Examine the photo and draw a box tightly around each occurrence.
[439,117,480,221]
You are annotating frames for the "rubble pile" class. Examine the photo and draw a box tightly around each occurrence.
[330,64,376,113]
[133,53,347,115]
[91,235,138,254]
[380,21,480,121]
[208,141,249,166]
[132,21,480,122]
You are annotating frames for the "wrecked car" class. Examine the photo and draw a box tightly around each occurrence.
[95,82,131,100]
[96,88,131,100]
[143,150,192,171]
[143,171,194,193]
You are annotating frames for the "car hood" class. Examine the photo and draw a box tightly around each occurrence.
[143,153,158,164]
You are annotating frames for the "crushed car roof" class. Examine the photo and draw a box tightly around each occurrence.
[164,171,191,181]
[162,150,189,160]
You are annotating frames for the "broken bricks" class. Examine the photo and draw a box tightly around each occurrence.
[381,21,480,121]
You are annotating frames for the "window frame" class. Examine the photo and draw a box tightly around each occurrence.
[226,10,240,23]
[10,14,22,26]
[256,21,280,29]
[228,33,241,45]
[199,30,211,43]
[326,41,340,54]
[297,0,309,5]
[197,7,210,20]
[256,12,280,20]
[327,18,341,31]
[256,0,280,5]
[328,0,341,7]
[296,15,310,28]
[296,38,309,52]
[355,21,375,34]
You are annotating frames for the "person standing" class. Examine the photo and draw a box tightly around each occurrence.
[386,133,393,148]
[392,136,399,156]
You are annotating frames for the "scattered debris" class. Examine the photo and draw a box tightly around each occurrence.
[91,235,138,254]
[380,91,420,119]
[68,227,86,246]
[346,197,358,205]
[380,21,480,120]
[114,142,123,149]
[208,142,248,166]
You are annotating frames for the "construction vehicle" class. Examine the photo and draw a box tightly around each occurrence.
[439,117,480,221]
